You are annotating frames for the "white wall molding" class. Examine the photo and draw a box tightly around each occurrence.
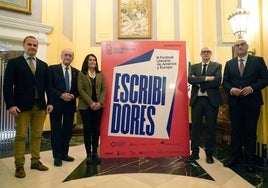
[0,15,53,35]
[0,15,53,60]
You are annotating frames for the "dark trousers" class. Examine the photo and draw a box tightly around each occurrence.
[229,101,260,163]
[50,110,74,159]
[190,97,219,155]
[79,108,103,157]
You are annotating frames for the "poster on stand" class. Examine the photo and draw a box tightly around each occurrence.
[100,41,189,158]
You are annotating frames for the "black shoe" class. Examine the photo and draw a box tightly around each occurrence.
[223,158,238,167]
[187,153,199,162]
[54,158,62,166]
[92,153,102,164]
[62,155,74,162]
[206,154,214,164]
[86,156,93,165]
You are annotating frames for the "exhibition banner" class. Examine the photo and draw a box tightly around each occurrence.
[100,41,189,158]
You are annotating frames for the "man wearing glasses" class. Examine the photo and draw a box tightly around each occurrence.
[223,39,268,172]
[188,47,223,164]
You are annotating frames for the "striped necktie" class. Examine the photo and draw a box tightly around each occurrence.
[239,59,244,76]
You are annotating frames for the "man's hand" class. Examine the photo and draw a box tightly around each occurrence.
[47,105,54,113]
[206,76,215,81]
[8,106,21,117]
[240,86,253,96]
[231,87,242,96]
[60,93,74,102]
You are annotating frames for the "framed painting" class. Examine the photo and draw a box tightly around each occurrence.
[0,0,31,14]
[118,0,152,39]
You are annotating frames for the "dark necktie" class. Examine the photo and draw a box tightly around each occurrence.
[202,64,207,76]
[65,67,70,92]
[239,59,244,76]
[201,64,207,93]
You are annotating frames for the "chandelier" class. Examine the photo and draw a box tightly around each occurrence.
[227,8,249,39]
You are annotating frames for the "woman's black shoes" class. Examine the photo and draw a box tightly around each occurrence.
[86,153,101,165]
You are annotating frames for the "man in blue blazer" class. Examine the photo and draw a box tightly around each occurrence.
[188,47,223,164]
[3,36,54,178]
[47,48,79,166]
[223,39,268,172]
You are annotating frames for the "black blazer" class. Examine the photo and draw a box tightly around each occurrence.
[188,61,223,107]
[223,55,268,108]
[3,55,52,111]
[47,64,79,113]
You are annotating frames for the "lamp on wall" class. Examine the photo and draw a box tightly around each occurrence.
[227,1,249,39]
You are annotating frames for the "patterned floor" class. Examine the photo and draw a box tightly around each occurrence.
[0,132,267,187]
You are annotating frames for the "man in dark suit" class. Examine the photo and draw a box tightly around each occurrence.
[223,39,268,172]
[47,48,79,166]
[3,36,54,178]
[188,47,223,164]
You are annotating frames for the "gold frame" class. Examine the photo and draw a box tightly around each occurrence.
[0,0,31,14]
[118,0,152,39]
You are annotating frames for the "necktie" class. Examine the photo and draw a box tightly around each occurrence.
[202,64,207,76]
[65,67,70,92]
[239,59,244,76]
[29,57,35,74]
[200,64,207,93]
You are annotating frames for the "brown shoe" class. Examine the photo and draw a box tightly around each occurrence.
[15,166,26,178]
[31,161,49,171]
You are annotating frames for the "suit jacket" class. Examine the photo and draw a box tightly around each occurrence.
[3,55,52,111]
[77,71,107,110]
[47,64,79,113]
[223,55,268,108]
[188,61,223,107]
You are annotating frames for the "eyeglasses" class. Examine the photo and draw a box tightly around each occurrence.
[201,50,211,54]
[234,43,247,48]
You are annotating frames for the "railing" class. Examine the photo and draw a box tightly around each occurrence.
[0,51,20,157]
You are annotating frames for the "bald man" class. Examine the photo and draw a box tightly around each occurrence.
[223,39,268,172]
[47,49,79,166]
[188,47,223,164]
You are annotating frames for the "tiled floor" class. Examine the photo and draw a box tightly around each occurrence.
[0,134,267,188]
